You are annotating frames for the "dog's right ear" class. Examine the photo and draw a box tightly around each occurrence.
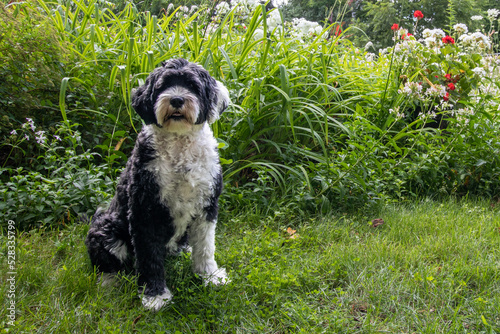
[131,70,161,125]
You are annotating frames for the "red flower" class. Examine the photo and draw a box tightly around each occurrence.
[391,23,399,31]
[444,73,452,81]
[442,35,455,44]
[443,92,450,101]
[407,33,413,37]
[448,83,456,90]
[414,10,424,20]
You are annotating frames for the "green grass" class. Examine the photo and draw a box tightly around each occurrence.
[1,199,499,333]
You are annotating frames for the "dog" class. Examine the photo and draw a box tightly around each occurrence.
[85,58,231,311]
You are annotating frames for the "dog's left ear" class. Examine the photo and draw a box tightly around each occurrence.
[208,80,231,124]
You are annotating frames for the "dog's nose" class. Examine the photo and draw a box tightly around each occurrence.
[170,97,185,108]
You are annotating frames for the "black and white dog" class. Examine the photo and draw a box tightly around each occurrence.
[85,58,231,311]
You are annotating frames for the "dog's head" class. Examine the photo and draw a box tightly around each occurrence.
[131,58,230,132]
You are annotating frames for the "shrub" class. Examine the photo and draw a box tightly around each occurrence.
[0,120,117,230]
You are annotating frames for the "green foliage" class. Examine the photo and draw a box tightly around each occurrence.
[0,0,499,228]
[0,120,117,230]
[0,4,67,129]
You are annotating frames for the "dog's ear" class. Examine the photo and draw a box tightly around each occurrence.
[207,80,230,124]
[131,70,161,125]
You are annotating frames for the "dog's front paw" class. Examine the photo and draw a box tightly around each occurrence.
[141,288,173,311]
[201,267,231,286]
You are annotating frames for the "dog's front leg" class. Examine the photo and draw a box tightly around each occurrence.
[190,219,230,286]
[132,226,172,311]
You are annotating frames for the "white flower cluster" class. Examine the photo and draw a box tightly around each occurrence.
[290,18,325,40]
[389,107,405,119]
[487,8,499,20]
[425,84,447,98]
[471,15,483,21]
[398,81,423,98]
[452,107,475,125]
[452,23,468,35]
[266,9,282,31]
[458,32,491,51]
[422,28,445,48]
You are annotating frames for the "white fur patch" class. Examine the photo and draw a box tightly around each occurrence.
[106,240,128,262]
[145,124,221,252]
[154,87,200,132]
[201,267,231,286]
[141,288,173,311]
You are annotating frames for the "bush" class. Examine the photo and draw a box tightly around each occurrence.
[0,120,117,230]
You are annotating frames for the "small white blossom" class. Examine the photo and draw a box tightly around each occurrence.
[54,135,62,141]
[35,131,47,145]
[364,41,373,50]
[10,130,17,135]
[398,81,423,98]
[452,23,468,35]
[472,67,486,77]
[471,15,483,21]
[23,118,36,131]
[425,84,447,98]
[253,28,264,40]
[215,1,230,15]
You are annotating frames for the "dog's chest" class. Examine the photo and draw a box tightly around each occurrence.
[146,128,220,220]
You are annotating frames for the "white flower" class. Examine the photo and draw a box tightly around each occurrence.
[425,84,446,98]
[364,41,373,50]
[166,3,174,14]
[215,2,230,15]
[10,130,17,135]
[23,118,36,131]
[452,23,468,35]
[389,107,405,119]
[365,53,376,62]
[472,67,486,77]
[253,28,264,40]
[54,135,62,141]
[398,81,423,98]
[266,9,282,30]
[487,9,499,20]
[471,15,483,21]
[35,131,47,145]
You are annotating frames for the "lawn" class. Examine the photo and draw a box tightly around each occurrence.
[1,199,499,333]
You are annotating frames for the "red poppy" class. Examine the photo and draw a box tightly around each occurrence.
[414,10,424,20]
[442,35,455,44]
[391,23,399,31]
[448,83,456,90]
[443,92,450,101]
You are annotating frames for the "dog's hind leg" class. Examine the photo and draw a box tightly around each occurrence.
[85,212,131,280]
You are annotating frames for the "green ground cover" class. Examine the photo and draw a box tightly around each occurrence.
[1,199,499,333]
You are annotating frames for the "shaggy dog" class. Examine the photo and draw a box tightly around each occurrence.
[85,58,231,311]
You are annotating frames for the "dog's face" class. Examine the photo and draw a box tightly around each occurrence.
[131,58,230,132]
